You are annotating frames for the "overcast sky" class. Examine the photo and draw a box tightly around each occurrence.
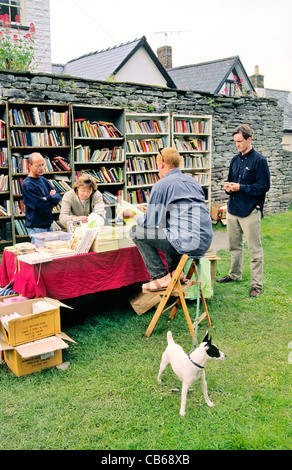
[50,0,292,92]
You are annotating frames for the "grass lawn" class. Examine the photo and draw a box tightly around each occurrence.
[0,209,291,450]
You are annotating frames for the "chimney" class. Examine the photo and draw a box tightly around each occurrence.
[157,45,173,69]
[249,65,264,88]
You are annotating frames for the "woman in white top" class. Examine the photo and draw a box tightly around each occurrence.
[59,174,105,226]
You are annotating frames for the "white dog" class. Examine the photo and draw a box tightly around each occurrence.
[157,331,226,416]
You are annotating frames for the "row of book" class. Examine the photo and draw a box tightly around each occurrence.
[0,120,5,139]
[0,147,8,166]
[0,221,12,240]
[126,119,168,134]
[126,155,157,173]
[180,154,209,169]
[127,188,150,205]
[11,154,71,174]
[102,190,122,205]
[0,174,8,192]
[174,138,209,152]
[74,119,122,139]
[80,166,123,185]
[10,128,69,148]
[174,120,210,134]
[193,172,209,185]
[9,107,69,127]
[126,138,167,154]
[127,172,159,187]
[14,218,28,236]
[74,145,124,162]
[0,203,9,216]
[11,177,23,195]
[48,178,71,193]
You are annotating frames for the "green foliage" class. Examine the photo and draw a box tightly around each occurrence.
[0,14,36,72]
[0,209,291,450]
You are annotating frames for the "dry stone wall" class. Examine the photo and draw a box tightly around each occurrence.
[0,70,291,214]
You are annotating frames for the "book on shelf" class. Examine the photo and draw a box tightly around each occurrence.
[0,119,6,139]
[9,107,69,127]
[174,137,209,152]
[0,147,8,166]
[126,119,168,134]
[0,203,8,216]
[51,156,71,171]
[174,119,209,134]
[126,155,157,172]
[74,119,122,139]
[126,137,166,154]
[14,218,28,236]
[0,174,8,191]
[127,188,150,205]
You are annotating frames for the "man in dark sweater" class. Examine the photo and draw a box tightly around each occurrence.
[217,124,270,297]
[22,152,61,243]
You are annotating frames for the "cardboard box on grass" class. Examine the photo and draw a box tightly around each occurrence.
[211,203,227,221]
[0,297,72,347]
[129,290,162,315]
[0,332,76,377]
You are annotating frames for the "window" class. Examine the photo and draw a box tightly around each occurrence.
[0,1,21,23]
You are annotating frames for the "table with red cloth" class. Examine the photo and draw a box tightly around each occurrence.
[0,247,151,300]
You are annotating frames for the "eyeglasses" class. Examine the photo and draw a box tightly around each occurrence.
[33,164,45,168]
[158,147,165,161]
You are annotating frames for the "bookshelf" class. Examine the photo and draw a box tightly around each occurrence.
[171,114,212,207]
[7,101,72,243]
[125,113,170,205]
[71,105,125,219]
[0,103,12,249]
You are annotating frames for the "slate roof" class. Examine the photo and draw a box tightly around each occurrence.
[265,89,292,131]
[168,56,254,94]
[52,36,176,88]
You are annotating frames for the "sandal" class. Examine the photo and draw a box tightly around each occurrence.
[142,279,167,292]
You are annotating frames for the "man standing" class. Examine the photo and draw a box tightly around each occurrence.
[217,124,270,297]
[22,152,61,243]
[119,147,213,291]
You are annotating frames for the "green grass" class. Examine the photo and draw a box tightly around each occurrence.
[0,210,291,450]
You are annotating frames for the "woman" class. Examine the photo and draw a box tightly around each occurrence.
[59,174,105,226]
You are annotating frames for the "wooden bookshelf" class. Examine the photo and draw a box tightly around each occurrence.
[171,114,212,208]
[6,101,72,243]
[0,103,13,249]
[125,113,170,205]
[71,105,125,219]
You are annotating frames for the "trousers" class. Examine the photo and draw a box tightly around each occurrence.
[26,225,54,244]
[226,208,263,288]
[130,224,181,279]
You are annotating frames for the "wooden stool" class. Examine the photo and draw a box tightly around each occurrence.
[144,254,211,337]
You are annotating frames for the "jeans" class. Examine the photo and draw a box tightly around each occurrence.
[130,224,181,279]
[226,209,263,288]
[26,225,54,244]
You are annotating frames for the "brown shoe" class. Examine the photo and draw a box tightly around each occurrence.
[216,275,234,283]
[249,286,262,297]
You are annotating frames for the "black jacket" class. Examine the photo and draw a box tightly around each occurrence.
[226,148,270,217]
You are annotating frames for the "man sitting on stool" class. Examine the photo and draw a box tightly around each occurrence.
[118,147,213,291]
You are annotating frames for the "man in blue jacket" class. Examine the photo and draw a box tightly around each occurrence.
[22,152,61,243]
[217,124,270,297]
[119,147,213,291]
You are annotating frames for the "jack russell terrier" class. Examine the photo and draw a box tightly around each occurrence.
[157,331,226,416]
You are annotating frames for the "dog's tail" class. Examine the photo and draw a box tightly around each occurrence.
[167,331,174,344]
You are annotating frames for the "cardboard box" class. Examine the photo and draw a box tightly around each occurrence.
[1,332,76,377]
[0,297,71,347]
[211,203,227,221]
[129,291,162,315]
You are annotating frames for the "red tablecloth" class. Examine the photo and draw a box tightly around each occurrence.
[0,247,151,300]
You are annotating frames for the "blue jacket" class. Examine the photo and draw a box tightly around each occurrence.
[22,176,61,228]
[227,148,270,217]
[135,168,213,258]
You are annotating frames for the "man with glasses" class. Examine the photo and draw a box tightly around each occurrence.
[119,147,213,291]
[22,152,61,244]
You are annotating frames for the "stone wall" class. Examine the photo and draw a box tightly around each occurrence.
[0,70,291,214]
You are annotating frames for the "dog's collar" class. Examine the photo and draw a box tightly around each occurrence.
[187,354,204,369]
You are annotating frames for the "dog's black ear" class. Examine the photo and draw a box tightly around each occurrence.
[203,331,209,343]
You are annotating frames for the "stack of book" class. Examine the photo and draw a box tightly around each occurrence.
[66,226,99,254]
